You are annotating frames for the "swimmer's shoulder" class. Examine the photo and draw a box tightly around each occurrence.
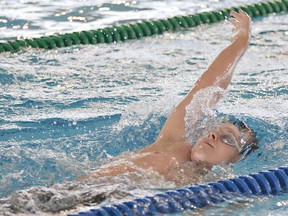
[130,151,178,175]
[140,137,189,153]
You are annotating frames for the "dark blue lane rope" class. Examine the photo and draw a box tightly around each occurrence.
[67,167,288,215]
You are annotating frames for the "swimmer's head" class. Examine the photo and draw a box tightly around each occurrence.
[228,119,259,157]
[190,120,258,165]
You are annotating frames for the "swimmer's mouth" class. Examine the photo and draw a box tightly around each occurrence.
[204,141,214,148]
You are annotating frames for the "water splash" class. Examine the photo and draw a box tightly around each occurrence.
[184,86,226,145]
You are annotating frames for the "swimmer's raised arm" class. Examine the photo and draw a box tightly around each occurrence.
[157,10,251,143]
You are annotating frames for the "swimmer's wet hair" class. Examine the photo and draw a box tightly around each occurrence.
[229,120,259,158]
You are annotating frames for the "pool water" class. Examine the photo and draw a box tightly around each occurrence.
[0,0,288,215]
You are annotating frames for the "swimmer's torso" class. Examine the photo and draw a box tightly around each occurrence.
[131,151,211,185]
[78,140,212,185]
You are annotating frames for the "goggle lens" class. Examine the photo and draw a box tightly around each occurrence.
[220,134,242,152]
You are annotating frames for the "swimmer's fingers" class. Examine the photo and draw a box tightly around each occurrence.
[230,18,239,36]
[230,10,251,29]
[230,10,250,22]
[230,11,243,20]
[230,18,239,28]
[229,10,251,45]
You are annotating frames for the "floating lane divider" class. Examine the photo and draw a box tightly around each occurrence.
[1,0,288,53]
[68,167,288,216]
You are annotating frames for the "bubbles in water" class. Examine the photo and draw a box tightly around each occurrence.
[0,160,174,215]
[0,1,287,215]
[184,86,226,145]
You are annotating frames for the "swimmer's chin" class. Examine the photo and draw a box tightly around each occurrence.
[189,153,223,167]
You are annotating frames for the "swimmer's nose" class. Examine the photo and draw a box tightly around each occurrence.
[208,130,218,141]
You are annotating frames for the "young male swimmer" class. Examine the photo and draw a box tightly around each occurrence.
[78,10,259,185]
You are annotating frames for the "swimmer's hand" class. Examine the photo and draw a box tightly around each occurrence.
[230,10,251,46]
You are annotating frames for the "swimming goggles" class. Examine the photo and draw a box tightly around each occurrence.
[219,133,244,152]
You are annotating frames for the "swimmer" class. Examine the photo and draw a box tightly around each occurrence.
[77,10,259,185]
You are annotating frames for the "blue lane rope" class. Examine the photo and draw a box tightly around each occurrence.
[67,167,288,215]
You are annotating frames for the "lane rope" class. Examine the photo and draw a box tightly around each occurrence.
[2,1,287,214]
[68,167,288,216]
[0,0,287,53]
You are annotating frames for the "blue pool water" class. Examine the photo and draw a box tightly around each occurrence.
[0,0,288,215]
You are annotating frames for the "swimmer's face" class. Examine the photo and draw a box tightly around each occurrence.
[190,122,250,164]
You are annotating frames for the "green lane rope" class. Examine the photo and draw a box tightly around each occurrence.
[0,0,287,53]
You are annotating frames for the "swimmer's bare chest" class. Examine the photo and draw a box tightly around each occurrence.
[130,151,179,175]
[77,151,179,181]
[132,139,192,175]
[130,150,211,186]
[77,140,195,182]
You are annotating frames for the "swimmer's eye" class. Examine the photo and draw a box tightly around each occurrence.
[220,134,238,146]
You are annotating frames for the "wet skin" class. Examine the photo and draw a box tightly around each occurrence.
[77,10,253,184]
[191,122,243,164]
